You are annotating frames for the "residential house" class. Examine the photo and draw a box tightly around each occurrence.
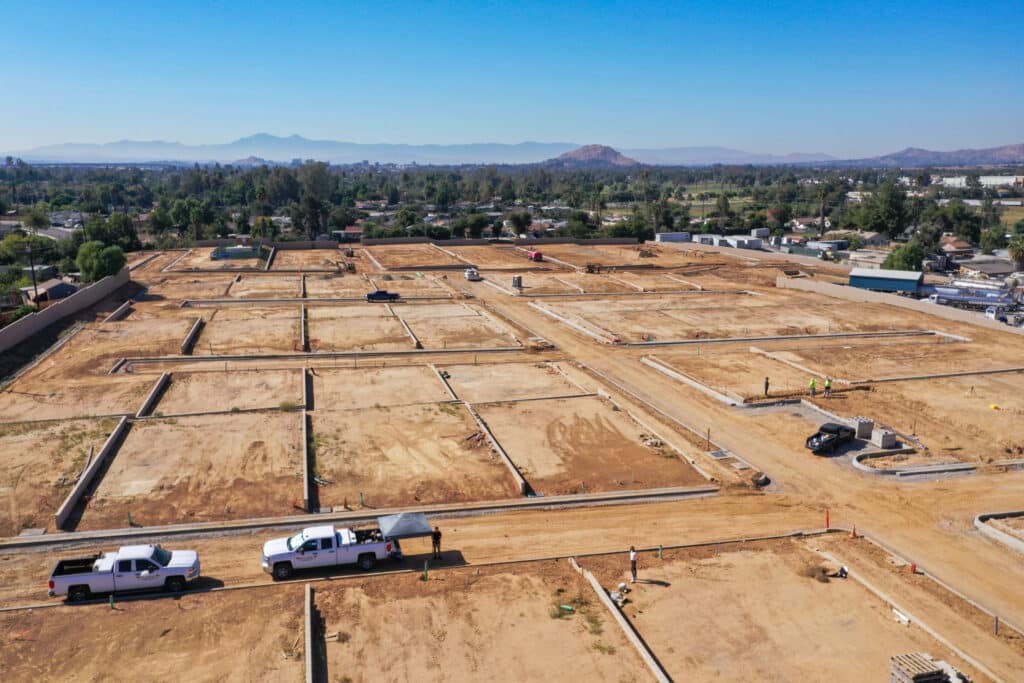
[19,278,78,306]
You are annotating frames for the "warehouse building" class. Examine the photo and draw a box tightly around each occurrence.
[848,267,923,293]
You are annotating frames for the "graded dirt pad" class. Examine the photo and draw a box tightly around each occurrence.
[80,411,303,529]
[22,318,196,378]
[304,273,369,298]
[991,515,1024,542]
[311,364,450,410]
[169,248,263,271]
[157,369,304,414]
[364,243,466,270]
[0,586,305,681]
[271,248,344,271]
[813,374,1024,463]
[194,306,301,355]
[370,274,452,298]
[0,417,117,536]
[399,303,520,349]
[650,347,814,400]
[314,560,643,682]
[0,375,153,422]
[441,361,584,403]
[445,245,542,269]
[475,395,706,495]
[538,243,714,268]
[307,305,411,352]
[226,274,301,298]
[312,403,519,508]
[140,275,234,301]
[580,538,980,682]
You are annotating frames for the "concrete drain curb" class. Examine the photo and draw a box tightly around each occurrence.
[974,511,1024,556]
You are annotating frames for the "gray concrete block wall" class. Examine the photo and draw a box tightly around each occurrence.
[135,372,171,418]
[54,416,129,530]
[180,317,205,355]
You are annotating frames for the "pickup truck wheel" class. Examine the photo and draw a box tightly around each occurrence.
[68,585,91,603]
[165,577,186,593]
[358,554,376,571]
[272,563,293,581]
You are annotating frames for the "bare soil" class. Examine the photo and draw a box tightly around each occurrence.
[445,245,545,270]
[0,375,153,422]
[475,396,707,495]
[156,369,304,414]
[80,411,304,529]
[140,275,234,301]
[990,516,1024,541]
[312,403,519,509]
[364,244,465,270]
[226,274,301,298]
[399,303,520,349]
[315,559,644,682]
[440,361,584,403]
[193,306,301,355]
[311,364,450,410]
[304,273,369,298]
[307,305,411,352]
[0,417,118,536]
[0,586,305,681]
[271,248,344,271]
[169,248,263,271]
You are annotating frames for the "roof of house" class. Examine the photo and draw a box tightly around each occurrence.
[849,267,923,281]
[961,260,1015,275]
[19,278,77,294]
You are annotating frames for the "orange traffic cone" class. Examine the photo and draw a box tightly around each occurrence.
[850,525,858,538]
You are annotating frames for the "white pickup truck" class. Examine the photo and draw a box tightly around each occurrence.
[262,513,433,580]
[49,544,201,602]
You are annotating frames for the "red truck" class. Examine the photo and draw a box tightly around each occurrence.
[527,250,543,262]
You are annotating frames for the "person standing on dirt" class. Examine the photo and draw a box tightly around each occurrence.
[629,546,638,584]
[431,526,442,559]
[824,377,832,398]
[764,377,770,398]
[808,377,817,397]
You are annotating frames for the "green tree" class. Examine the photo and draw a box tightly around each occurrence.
[508,212,533,235]
[76,241,126,281]
[882,240,925,271]
[147,205,173,233]
[980,227,1007,254]
[23,203,50,234]
[1009,237,1024,270]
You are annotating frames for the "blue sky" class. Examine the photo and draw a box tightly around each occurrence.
[1,0,1022,157]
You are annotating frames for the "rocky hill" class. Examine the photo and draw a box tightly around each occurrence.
[544,145,640,169]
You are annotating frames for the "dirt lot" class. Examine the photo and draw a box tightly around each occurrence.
[312,403,519,509]
[226,274,301,298]
[537,243,716,268]
[140,275,234,301]
[364,243,465,270]
[315,559,643,682]
[271,248,344,271]
[475,396,707,495]
[169,248,263,271]
[400,303,520,349]
[304,273,369,298]
[0,586,305,681]
[307,305,411,352]
[445,245,547,270]
[0,374,153,422]
[370,274,452,298]
[312,364,450,410]
[580,537,981,682]
[441,361,584,403]
[80,411,304,529]
[193,306,301,355]
[0,417,118,536]
[157,369,304,414]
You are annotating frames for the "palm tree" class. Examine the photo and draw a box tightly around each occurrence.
[1008,237,1024,271]
[24,203,49,236]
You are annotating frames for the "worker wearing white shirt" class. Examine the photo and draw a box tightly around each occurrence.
[629,546,638,584]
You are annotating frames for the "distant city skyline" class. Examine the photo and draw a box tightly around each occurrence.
[2,1,1022,158]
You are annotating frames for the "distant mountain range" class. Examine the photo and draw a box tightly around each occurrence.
[8,133,1024,167]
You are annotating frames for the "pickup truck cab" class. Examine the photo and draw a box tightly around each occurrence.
[805,423,855,454]
[49,544,201,602]
[464,267,482,281]
[366,289,400,302]
[262,513,433,580]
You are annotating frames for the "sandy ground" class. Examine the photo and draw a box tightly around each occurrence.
[156,369,304,414]
[226,274,302,298]
[0,585,305,681]
[169,248,263,271]
[440,361,584,403]
[312,403,519,509]
[0,418,118,536]
[80,412,304,529]
[307,305,411,352]
[538,243,715,268]
[304,273,369,298]
[140,276,234,301]
[581,538,982,682]
[315,560,643,682]
[370,274,452,298]
[445,245,547,270]
[311,364,450,410]
[0,375,153,422]
[193,306,301,355]
[476,396,707,495]
[364,243,465,269]
[271,248,344,271]
[400,303,520,349]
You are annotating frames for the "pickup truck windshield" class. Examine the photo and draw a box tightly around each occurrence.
[287,532,304,550]
[151,546,172,566]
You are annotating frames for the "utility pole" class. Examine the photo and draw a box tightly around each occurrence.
[25,242,39,306]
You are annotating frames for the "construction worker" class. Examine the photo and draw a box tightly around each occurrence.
[824,377,832,398]
[764,376,770,398]
[431,526,442,559]
[808,377,817,397]
[629,546,638,584]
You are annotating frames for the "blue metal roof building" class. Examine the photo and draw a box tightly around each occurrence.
[848,267,923,293]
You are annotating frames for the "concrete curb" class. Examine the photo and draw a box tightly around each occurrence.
[528,302,616,344]
[305,583,317,683]
[302,367,311,410]
[300,274,307,298]
[851,452,976,477]
[395,312,422,349]
[301,304,308,352]
[569,557,672,683]
[641,356,741,405]
[974,511,1024,555]
[264,246,276,271]
[464,402,530,495]
[303,409,313,512]
[128,253,161,271]
[135,372,170,418]
[480,278,518,296]
[430,364,459,400]
[622,329,937,348]
[850,365,1024,385]
[180,317,204,355]
[54,416,129,530]
[102,300,134,323]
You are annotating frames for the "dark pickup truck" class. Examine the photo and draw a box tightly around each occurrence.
[805,423,855,454]
[366,290,400,302]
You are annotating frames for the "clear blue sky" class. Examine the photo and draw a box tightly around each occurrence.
[2,0,1022,157]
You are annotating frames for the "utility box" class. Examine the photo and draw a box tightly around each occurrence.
[854,417,875,440]
[512,275,523,289]
[872,429,897,449]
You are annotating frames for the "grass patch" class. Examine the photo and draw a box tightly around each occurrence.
[592,641,616,655]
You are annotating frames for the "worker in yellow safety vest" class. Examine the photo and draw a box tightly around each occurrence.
[808,377,817,397]
[824,377,832,398]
